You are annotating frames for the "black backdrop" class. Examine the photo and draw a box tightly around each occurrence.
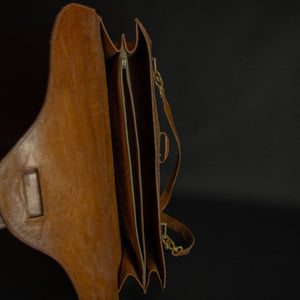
[1,1,300,299]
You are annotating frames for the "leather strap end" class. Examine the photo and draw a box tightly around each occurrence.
[161,212,195,257]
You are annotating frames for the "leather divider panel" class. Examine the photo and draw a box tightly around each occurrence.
[105,52,146,288]
[23,169,43,218]
[128,29,165,285]
[122,48,146,270]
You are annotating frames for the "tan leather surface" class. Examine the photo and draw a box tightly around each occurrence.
[0,3,194,299]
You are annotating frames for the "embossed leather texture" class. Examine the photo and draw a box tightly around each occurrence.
[0,3,194,299]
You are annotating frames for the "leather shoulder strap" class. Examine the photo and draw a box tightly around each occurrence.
[160,91,181,211]
[156,81,195,255]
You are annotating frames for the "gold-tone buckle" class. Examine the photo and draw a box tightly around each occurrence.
[161,223,183,256]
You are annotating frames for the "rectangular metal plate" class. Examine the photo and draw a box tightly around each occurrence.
[0,214,6,229]
[23,169,43,218]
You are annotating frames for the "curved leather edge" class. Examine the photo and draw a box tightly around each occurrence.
[161,213,195,257]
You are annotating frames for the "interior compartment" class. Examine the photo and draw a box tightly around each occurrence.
[105,53,145,283]
[101,20,165,288]
[127,31,165,283]
[122,53,146,266]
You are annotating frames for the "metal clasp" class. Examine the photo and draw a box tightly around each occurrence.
[161,223,183,256]
[152,57,164,98]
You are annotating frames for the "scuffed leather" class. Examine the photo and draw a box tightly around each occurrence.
[0,3,194,299]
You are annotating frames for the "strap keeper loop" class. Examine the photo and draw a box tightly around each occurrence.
[159,132,169,163]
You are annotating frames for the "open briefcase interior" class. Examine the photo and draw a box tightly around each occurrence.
[0,3,194,299]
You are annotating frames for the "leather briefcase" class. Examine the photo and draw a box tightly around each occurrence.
[0,3,194,299]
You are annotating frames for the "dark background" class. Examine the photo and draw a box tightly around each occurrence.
[1,0,300,299]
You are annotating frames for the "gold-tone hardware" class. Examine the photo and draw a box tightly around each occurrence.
[152,57,164,98]
[152,57,158,71]
[161,223,183,256]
